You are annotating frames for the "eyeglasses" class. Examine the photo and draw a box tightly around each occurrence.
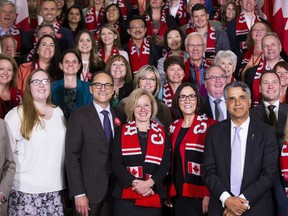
[252,29,267,33]
[91,82,113,89]
[30,79,51,86]
[140,77,156,82]
[178,94,197,102]
[129,25,145,29]
[186,44,204,49]
[205,75,227,81]
[0,10,15,15]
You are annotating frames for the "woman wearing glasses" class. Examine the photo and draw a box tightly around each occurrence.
[5,68,66,215]
[51,50,93,120]
[168,82,216,216]
[111,88,170,216]
[118,65,172,129]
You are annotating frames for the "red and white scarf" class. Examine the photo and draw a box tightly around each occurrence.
[85,4,105,34]
[109,0,128,20]
[10,25,21,57]
[162,82,174,108]
[235,12,261,52]
[185,19,195,35]
[98,46,120,63]
[121,120,166,208]
[213,8,222,21]
[252,57,270,106]
[169,115,216,198]
[280,141,288,197]
[145,10,169,37]
[128,38,150,73]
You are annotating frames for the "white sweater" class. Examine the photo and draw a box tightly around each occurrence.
[5,106,66,193]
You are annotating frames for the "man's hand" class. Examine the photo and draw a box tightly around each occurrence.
[224,197,249,215]
[0,193,4,204]
[75,195,90,216]
[202,196,209,214]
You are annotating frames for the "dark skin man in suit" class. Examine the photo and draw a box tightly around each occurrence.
[203,81,278,216]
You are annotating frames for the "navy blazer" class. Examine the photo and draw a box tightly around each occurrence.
[203,119,278,216]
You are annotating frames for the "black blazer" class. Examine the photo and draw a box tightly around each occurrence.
[65,103,126,204]
[203,119,278,216]
[250,102,288,141]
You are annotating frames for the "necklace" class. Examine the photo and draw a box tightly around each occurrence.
[252,51,263,65]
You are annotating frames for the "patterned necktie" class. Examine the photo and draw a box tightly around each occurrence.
[268,105,277,129]
[101,110,112,143]
[214,98,225,122]
[230,126,242,196]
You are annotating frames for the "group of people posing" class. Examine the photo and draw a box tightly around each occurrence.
[0,0,288,216]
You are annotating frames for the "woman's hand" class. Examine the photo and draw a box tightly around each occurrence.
[202,196,209,214]
[132,179,155,195]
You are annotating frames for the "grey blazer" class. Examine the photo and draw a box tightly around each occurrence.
[0,119,15,199]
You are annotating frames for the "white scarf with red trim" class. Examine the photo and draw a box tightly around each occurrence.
[145,10,169,37]
[162,82,174,108]
[10,25,21,57]
[85,4,105,34]
[168,115,216,198]
[98,46,120,63]
[121,120,166,208]
[109,0,128,20]
[280,141,288,197]
[128,38,150,73]
[236,12,261,52]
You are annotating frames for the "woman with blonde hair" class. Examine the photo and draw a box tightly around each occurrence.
[98,24,129,63]
[118,65,172,129]
[5,68,66,215]
[111,88,170,216]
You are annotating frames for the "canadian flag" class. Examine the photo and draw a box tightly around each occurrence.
[9,0,30,31]
[260,0,288,56]
[127,166,143,178]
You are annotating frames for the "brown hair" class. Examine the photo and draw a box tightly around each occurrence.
[105,54,132,84]
[20,68,54,140]
[98,24,121,49]
[246,22,271,49]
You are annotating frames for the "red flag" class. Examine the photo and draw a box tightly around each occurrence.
[261,0,288,56]
[9,0,30,31]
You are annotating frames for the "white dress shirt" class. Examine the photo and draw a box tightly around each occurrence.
[208,94,227,120]
[263,100,280,120]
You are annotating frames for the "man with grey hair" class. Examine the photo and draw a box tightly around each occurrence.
[203,81,278,216]
[0,0,30,57]
[202,65,229,121]
[184,32,210,94]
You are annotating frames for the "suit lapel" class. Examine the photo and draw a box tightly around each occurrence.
[223,121,232,179]
[88,104,109,146]
[242,121,256,186]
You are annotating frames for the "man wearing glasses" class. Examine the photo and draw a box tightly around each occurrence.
[202,65,229,122]
[184,32,210,95]
[65,71,126,216]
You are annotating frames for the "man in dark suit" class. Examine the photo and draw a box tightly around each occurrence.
[38,0,74,54]
[202,65,229,121]
[203,81,278,216]
[65,71,126,216]
[250,70,288,141]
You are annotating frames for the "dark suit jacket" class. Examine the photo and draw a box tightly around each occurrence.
[65,103,126,204]
[201,95,230,120]
[203,119,278,216]
[250,102,288,141]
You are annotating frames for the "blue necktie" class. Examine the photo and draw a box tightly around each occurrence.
[101,110,112,143]
[230,126,242,196]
